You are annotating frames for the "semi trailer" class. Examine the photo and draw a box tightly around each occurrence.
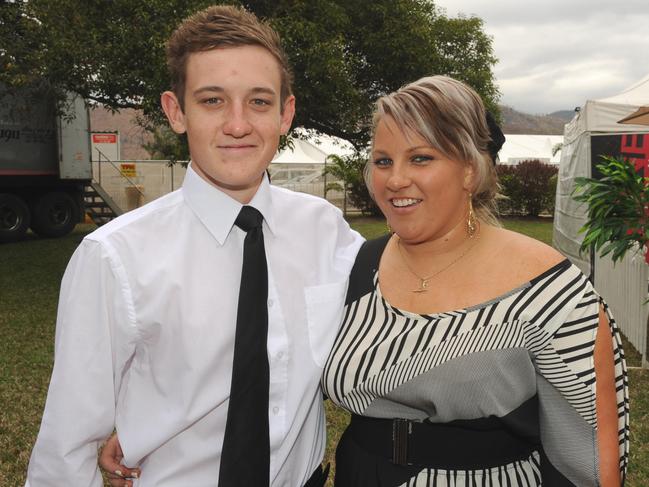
[0,87,92,243]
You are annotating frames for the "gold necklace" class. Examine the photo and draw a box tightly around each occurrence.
[396,230,479,293]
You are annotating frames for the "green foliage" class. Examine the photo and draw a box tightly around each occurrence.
[428,14,500,116]
[0,0,499,157]
[496,160,558,217]
[324,153,381,216]
[573,155,649,263]
[496,165,524,215]
[516,160,558,217]
[323,154,358,194]
[144,126,189,163]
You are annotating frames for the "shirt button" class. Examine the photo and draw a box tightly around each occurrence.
[273,406,279,415]
[268,299,274,307]
[276,351,284,360]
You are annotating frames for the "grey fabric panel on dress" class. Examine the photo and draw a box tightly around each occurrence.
[363,348,537,421]
[536,375,599,486]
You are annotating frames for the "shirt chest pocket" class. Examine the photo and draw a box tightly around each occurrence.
[304,281,348,367]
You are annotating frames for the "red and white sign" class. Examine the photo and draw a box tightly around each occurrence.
[92,133,117,144]
[91,131,120,162]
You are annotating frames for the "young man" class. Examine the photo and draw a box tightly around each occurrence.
[25,6,363,486]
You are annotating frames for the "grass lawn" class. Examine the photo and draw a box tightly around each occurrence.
[1,217,647,486]
[0,226,95,486]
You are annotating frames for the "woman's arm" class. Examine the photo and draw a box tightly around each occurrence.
[594,307,622,487]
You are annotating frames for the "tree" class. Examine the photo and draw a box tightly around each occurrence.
[573,156,649,264]
[144,126,189,163]
[1,0,499,158]
[324,152,380,216]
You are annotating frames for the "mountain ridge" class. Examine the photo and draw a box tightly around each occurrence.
[500,105,573,135]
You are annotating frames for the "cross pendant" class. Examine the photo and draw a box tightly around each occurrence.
[413,278,429,293]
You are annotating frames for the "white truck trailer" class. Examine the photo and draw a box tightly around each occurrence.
[0,87,119,243]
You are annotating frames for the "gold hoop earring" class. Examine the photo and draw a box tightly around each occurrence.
[386,220,393,234]
[467,194,477,238]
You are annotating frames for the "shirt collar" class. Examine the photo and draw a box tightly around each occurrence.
[182,164,276,245]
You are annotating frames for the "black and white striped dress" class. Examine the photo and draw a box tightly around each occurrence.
[322,235,629,486]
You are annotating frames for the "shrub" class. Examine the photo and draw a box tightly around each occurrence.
[573,155,649,263]
[324,152,381,216]
[497,160,558,217]
[496,165,524,215]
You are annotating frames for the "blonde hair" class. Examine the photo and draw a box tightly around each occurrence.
[366,75,500,224]
[166,5,293,111]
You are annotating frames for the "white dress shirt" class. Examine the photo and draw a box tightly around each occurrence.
[25,166,364,487]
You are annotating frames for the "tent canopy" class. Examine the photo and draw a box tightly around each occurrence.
[564,74,649,143]
[554,73,649,274]
[499,134,564,165]
[272,130,355,165]
[272,138,324,164]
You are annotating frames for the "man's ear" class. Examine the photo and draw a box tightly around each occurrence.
[279,95,296,135]
[161,91,187,134]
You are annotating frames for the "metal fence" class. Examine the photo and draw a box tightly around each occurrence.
[93,160,351,213]
[93,159,187,211]
[267,162,347,210]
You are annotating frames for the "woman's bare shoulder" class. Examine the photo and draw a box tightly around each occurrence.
[484,226,567,281]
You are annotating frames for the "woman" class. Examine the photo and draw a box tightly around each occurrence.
[322,75,628,486]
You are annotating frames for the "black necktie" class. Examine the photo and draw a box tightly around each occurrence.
[219,206,270,486]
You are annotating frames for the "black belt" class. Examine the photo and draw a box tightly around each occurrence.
[347,414,538,470]
[303,463,330,487]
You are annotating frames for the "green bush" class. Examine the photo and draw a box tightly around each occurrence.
[496,165,524,215]
[497,160,558,217]
[324,152,381,216]
[573,155,649,263]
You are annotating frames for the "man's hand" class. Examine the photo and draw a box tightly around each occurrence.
[99,433,141,487]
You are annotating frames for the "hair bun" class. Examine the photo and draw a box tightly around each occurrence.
[485,112,505,164]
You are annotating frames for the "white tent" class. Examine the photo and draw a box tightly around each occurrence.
[554,74,649,273]
[554,74,649,367]
[272,138,325,164]
[271,132,355,165]
[499,134,563,165]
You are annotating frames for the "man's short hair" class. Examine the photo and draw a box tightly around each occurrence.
[166,5,293,111]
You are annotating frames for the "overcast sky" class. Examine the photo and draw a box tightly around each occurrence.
[434,0,649,115]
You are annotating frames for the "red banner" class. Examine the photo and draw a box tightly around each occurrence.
[620,134,649,177]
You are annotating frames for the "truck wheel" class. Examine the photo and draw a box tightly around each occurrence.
[31,192,78,238]
[0,193,31,243]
